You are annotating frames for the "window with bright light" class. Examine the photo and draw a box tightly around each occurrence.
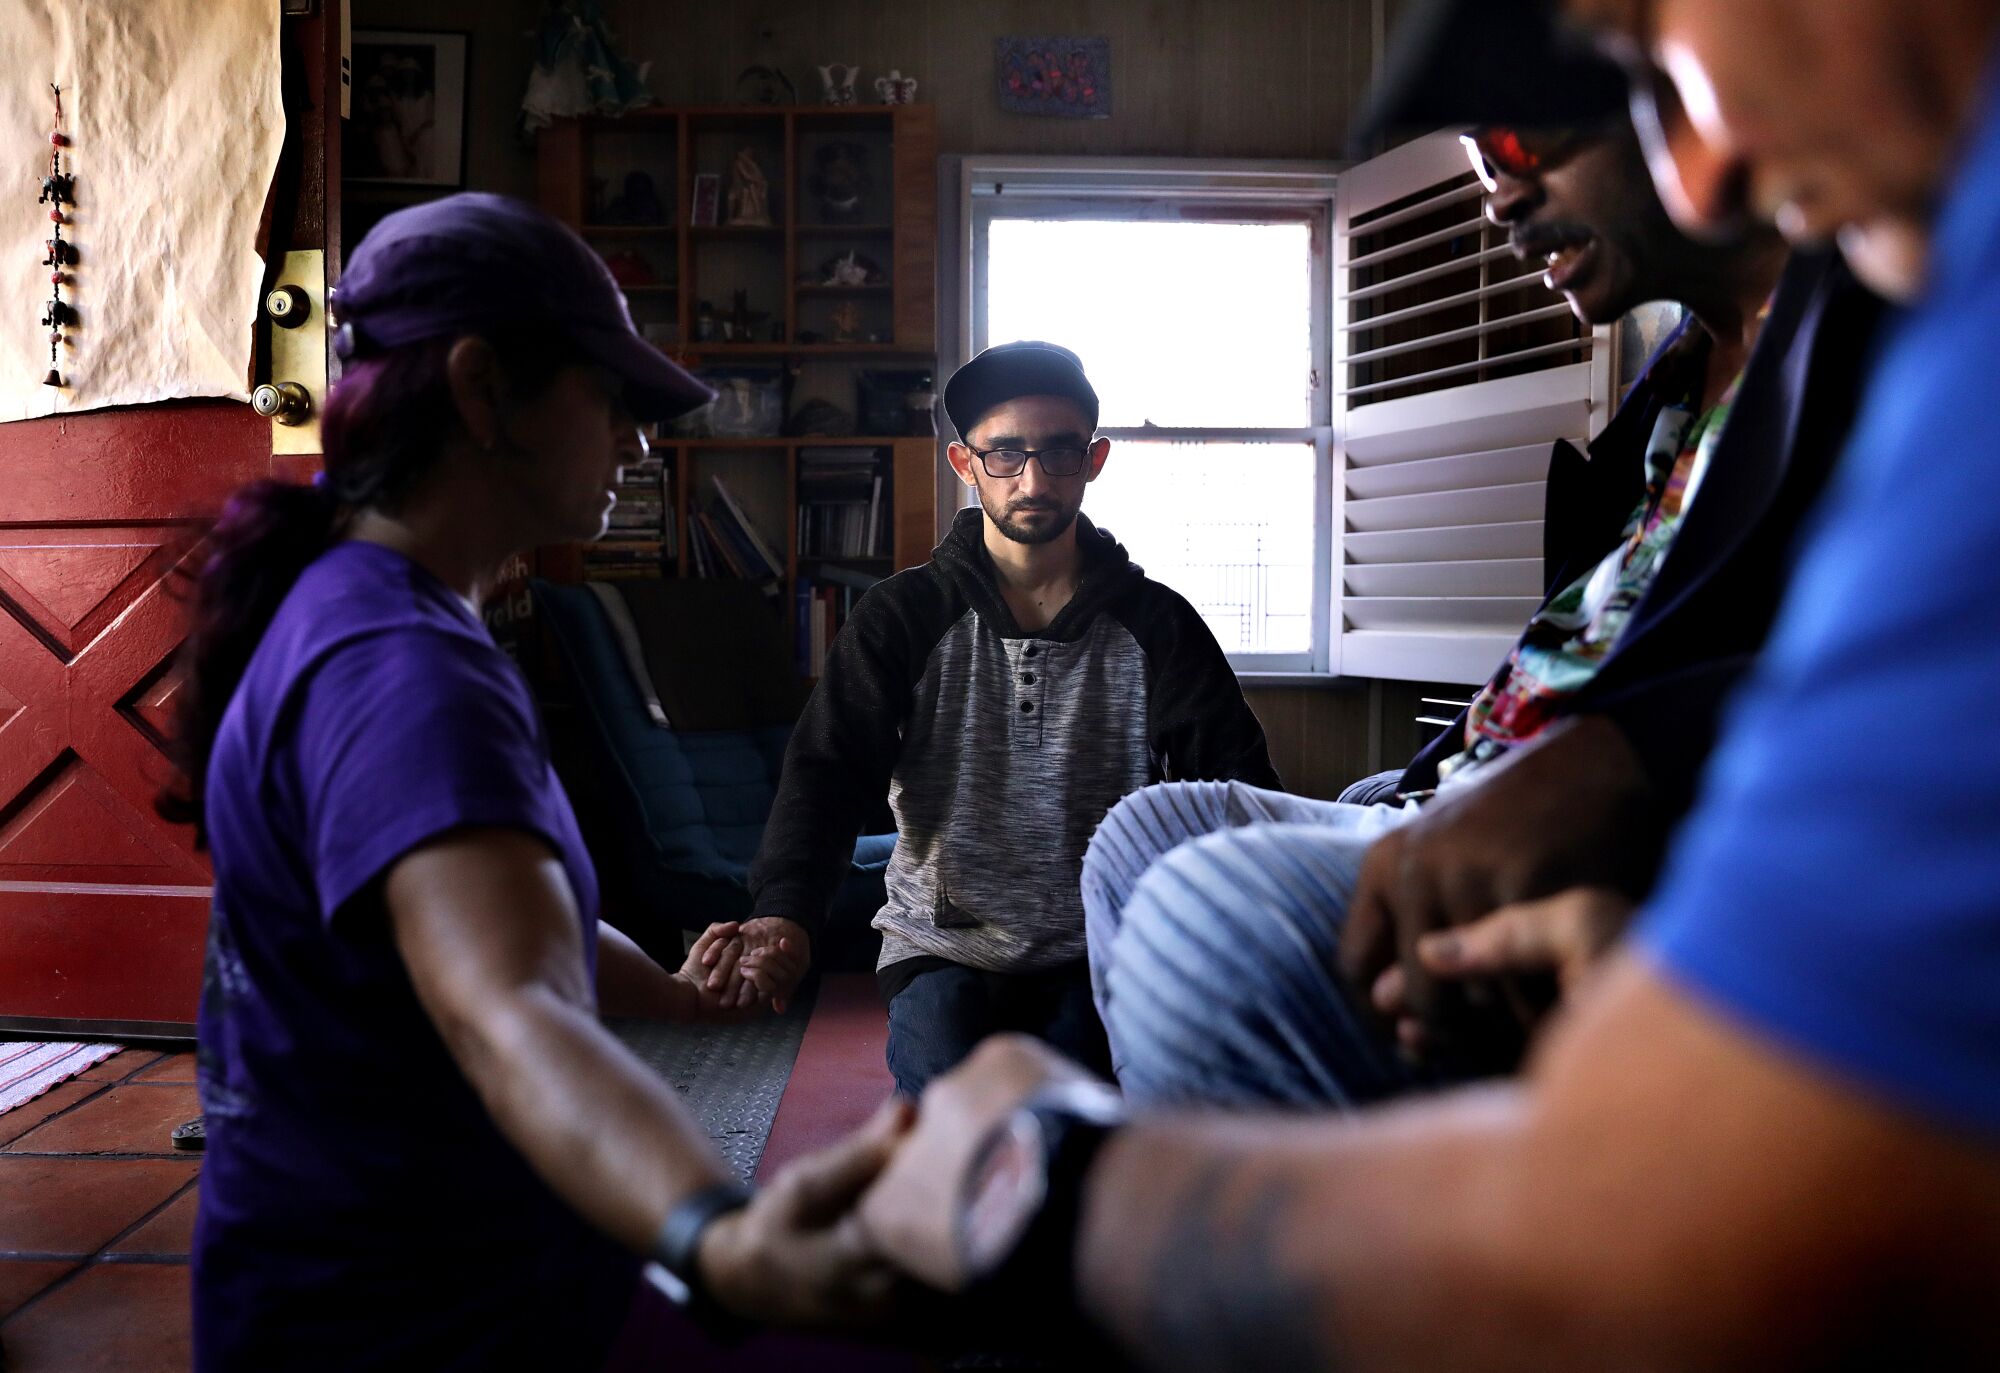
[968,163,1336,671]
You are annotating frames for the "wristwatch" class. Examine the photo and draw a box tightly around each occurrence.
[957,1079,1128,1296]
[648,1180,755,1340]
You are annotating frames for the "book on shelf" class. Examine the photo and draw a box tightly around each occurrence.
[689,508,784,602]
[695,511,750,578]
[708,475,785,576]
[794,575,871,677]
[796,447,889,559]
[601,456,672,569]
[608,505,665,531]
[582,541,666,578]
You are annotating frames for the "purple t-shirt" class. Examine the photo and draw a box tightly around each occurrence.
[192,540,636,1370]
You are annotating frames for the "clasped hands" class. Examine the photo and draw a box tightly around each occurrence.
[1341,715,1657,1069]
[674,915,812,1017]
[700,1035,1098,1336]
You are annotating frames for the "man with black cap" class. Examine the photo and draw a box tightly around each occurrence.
[744,340,1278,1095]
[847,8,2000,1368]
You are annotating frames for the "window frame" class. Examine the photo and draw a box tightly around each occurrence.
[957,156,1342,676]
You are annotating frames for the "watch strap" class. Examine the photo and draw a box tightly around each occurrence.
[977,1081,1127,1302]
[650,1180,755,1340]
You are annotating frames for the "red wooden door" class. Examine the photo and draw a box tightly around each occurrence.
[0,4,340,1038]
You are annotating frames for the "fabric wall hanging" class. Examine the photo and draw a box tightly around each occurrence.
[1,2,284,422]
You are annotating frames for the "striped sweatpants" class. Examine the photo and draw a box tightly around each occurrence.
[1080,779,1423,1108]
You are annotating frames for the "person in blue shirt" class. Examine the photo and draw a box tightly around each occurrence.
[850,2,2000,1368]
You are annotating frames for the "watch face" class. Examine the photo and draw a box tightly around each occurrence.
[958,1111,1048,1281]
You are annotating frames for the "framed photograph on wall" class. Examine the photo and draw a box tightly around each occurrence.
[346,29,470,187]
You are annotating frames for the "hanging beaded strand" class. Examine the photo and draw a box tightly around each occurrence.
[40,83,76,390]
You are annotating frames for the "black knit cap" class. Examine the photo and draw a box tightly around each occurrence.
[943,340,1100,441]
[1349,0,1630,156]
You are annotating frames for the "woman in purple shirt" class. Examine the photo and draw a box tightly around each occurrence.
[162,194,907,1370]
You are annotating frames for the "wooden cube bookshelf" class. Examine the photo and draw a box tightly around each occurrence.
[535,104,939,639]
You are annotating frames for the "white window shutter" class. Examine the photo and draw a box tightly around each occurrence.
[1333,132,1615,685]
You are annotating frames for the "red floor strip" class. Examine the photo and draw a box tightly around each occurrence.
[757,973,896,1183]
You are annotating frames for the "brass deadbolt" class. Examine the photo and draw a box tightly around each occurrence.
[266,284,311,328]
[253,381,313,425]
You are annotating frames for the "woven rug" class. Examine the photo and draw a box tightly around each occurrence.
[607,976,818,1184]
[0,1041,122,1115]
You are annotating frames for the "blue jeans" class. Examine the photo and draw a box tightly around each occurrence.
[1081,780,1419,1108]
[883,961,1111,1098]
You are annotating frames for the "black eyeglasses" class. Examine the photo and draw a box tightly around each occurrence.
[965,444,1091,479]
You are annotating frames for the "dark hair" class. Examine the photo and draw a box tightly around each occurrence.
[157,328,579,842]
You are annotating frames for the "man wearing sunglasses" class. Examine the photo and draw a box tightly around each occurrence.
[1081,98,1881,1101]
[747,340,1277,1095]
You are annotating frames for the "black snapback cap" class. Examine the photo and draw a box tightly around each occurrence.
[942,341,1100,442]
[1349,0,1630,157]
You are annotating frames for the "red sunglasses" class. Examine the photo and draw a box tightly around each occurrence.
[1460,126,1596,194]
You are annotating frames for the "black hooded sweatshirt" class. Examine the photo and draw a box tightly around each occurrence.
[748,507,1281,979]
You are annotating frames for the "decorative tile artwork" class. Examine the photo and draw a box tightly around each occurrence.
[996,36,1111,118]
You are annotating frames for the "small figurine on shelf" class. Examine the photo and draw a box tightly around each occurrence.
[725,288,768,341]
[818,250,885,286]
[829,301,863,343]
[726,147,771,227]
[695,299,717,342]
[818,64,859,105]
[874,70,918,104]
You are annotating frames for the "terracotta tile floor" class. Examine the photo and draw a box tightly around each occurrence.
[0,989,909,1372]
[0,1048,201,1373]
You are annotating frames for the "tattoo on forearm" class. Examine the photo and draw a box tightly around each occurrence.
[1135,1157,1334,1372]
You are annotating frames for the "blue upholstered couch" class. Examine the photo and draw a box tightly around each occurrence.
[531,579,893,968]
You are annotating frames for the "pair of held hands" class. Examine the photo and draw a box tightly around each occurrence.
[672,916,814,1018]
[690,1036,1097,1332]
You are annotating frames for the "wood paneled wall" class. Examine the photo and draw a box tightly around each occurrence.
[609,0,1380,160]
[1244,685,1377,801]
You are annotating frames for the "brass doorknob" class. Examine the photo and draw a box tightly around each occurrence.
[252,381,313,425]
[265,284,311,328]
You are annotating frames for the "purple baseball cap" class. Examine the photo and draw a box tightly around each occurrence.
[330,192,713,421]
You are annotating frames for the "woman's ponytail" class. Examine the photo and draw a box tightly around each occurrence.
[156,479,343,841]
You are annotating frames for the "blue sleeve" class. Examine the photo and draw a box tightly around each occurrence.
[1636,288,2000,1138]
[290,628,568,924]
